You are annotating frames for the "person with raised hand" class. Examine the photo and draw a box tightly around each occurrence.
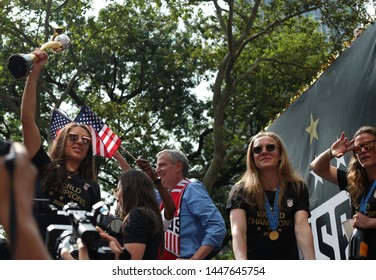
[310,126,376,259]
[152,149,226,260]
[20,49,101,242]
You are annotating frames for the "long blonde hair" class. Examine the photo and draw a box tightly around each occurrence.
[347,126,376,208]
[228,131,304,210]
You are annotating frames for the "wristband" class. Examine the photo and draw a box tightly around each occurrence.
[329,148,334,158]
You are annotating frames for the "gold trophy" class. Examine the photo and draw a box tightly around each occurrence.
[7,27,70,80]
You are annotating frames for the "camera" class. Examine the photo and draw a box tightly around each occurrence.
[43,201,127,260]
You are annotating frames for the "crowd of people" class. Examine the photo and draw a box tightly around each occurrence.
[1,48,376,260]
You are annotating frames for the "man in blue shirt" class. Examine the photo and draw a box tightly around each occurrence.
[155,149,226,260]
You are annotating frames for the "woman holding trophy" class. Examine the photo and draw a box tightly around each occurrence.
[19,46,176,254]
[7,28,70,80]
[20,48,102,240]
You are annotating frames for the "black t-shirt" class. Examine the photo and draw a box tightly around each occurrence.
[226,182,310,260]
[122,208,162,260]
[32,145,101,211]
[31,145,101,243]
[337,169,376,259]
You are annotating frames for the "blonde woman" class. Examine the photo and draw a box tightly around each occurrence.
[227,132,315,260]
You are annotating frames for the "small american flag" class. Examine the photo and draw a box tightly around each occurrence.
[74,105,121,158]
[50,108,73,139]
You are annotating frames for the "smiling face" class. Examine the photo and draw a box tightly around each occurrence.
[156,152,183,189]
[251,136,281,171]
[354,132,376,171]
[64,126,92,163]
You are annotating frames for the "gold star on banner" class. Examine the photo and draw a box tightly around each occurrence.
[305,114,319,145]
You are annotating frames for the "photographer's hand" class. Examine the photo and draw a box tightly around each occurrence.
[0,142,50,259]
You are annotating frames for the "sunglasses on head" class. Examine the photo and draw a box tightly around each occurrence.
[252,144,276,154]
[353,140,376,154]
[67,133,92,146]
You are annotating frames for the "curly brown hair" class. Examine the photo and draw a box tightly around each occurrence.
[347,126,376,208]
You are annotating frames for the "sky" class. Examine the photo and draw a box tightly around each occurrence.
[88,0,110,17]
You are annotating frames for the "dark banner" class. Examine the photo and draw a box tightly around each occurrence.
[267,21,376,259]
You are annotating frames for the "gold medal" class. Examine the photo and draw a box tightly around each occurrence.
[269,230,279,241]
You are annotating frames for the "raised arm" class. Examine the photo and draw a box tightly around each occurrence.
[20,49,49,158]
[113,150,132,172]
[135,158,176,220]
[310,132,354,185]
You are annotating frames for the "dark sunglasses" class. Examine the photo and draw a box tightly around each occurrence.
[252,144,276,154]
[67,133,92,146]
[353,140,376,154]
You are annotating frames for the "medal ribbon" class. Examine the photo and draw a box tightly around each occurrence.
[264,186,280,231]
[359,180,376,214]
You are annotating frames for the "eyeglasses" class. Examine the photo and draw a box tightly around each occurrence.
[252,144,276,154]
[67,133,92,146]
[353,140,376,154]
